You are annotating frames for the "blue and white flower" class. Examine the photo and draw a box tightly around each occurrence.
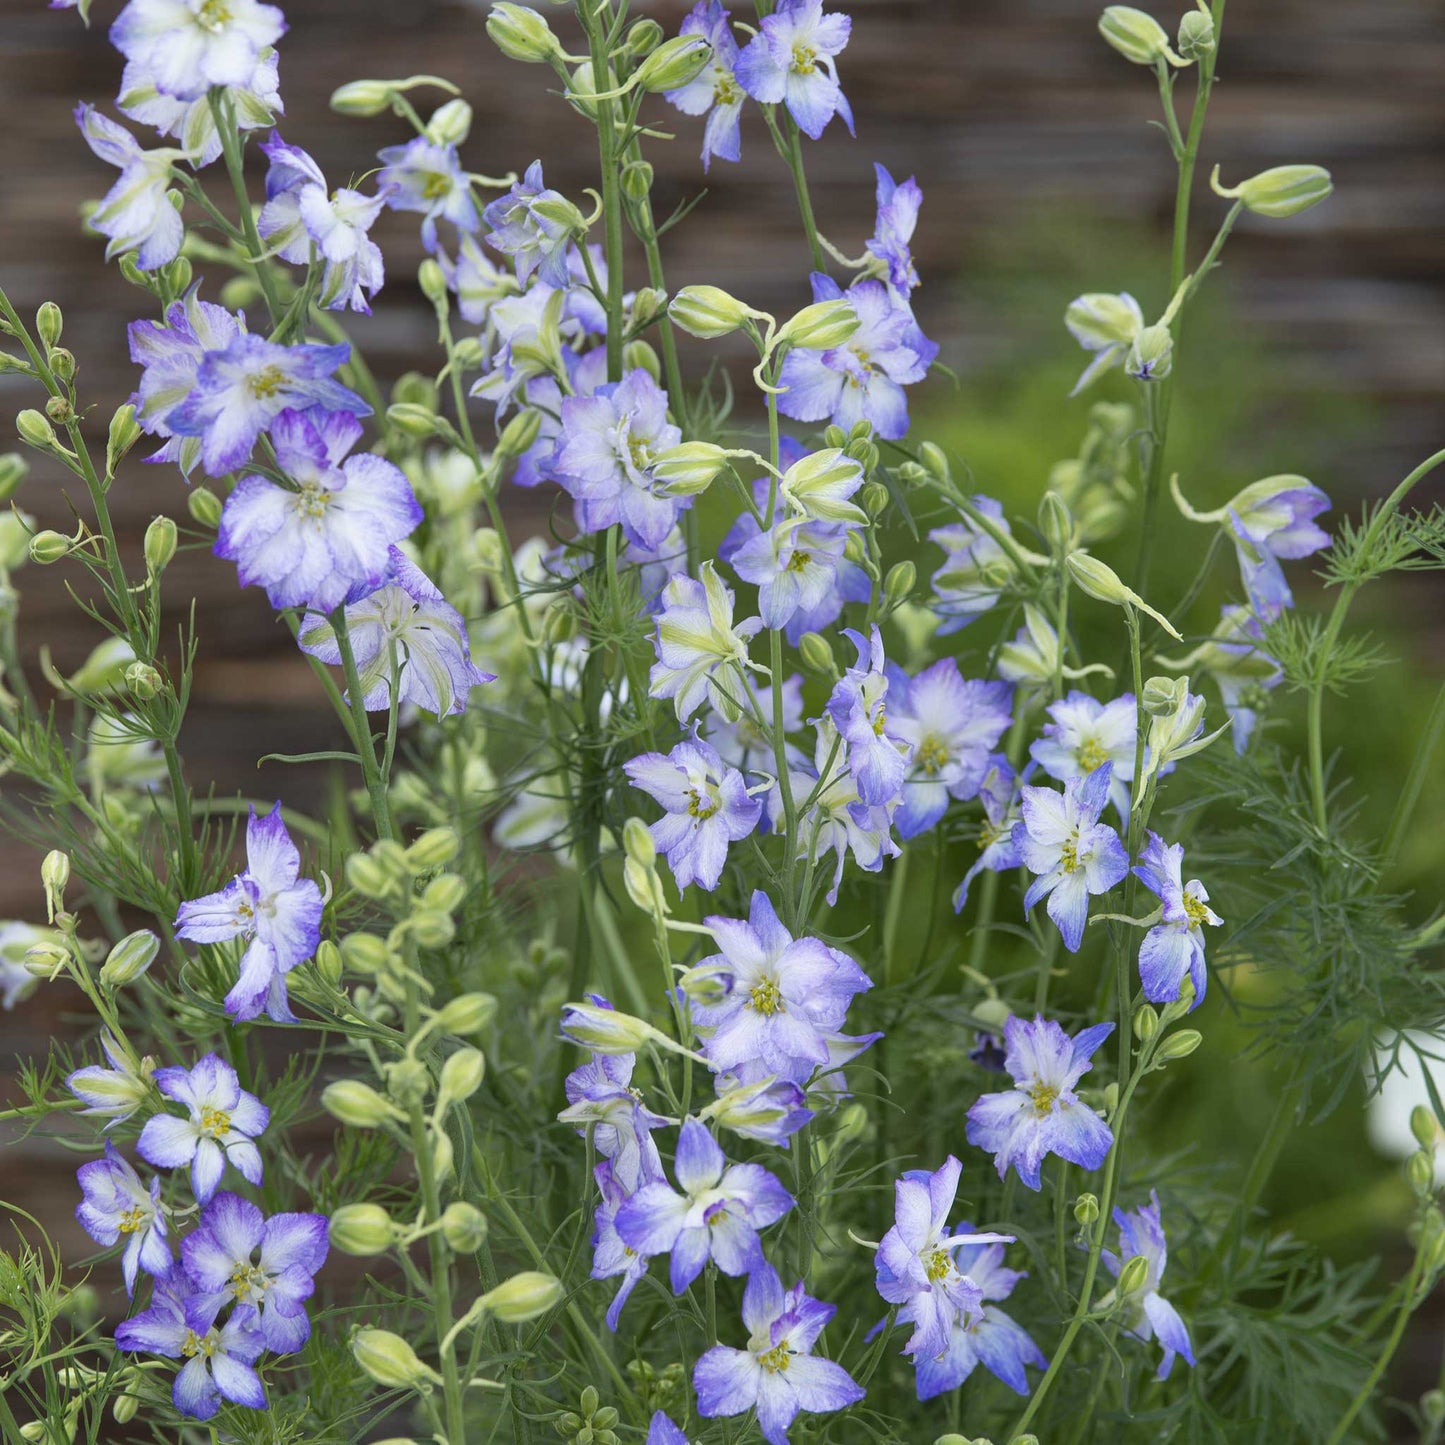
[665,1,746,171]
[74,104,186,271]
[735,0,854,140]
[75,1143,171,1294]
[1132,833,1221,1007]
[377,136,479,252]
[110,0,285,103]
[1104,1192,1196,1379]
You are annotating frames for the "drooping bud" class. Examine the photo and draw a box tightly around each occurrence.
[29,530,72,564]
[668,284,756,339]
[1066,551,1183,639]
[36,302,63,349]
[99,930,159,989]
[143,516,177,575]
[559,1000,654,1054]
[438,1047,485,1108]
[329,1203,396,1256]
[1125,323,1173,382]
[775,298,859,351]
[424,98,472,147]
[322,1079,402,1128]
[352,1328,442,1388]
[479,1270,564,1323]
[634,35,712,94]
[1228,164,1334,220]
[440,1201,489,1253]
[1099,6,1182,66]
[1116,1253,1152,1297]
[329,80,401,117]
[486,4,563,65]
[653,441,730,495]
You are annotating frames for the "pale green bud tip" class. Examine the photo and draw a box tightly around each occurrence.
[1132,1003,1160,1040]
[480,1270,564,1323]
[435,991,497,1035]
[322,1079,398,1128]
[1154,1028,1203,1062]
[497,407,542,458]
[668,284,754,339]
[635,35,712,93]
[329,80,398,116]
[798,631,836,675]
[486,4,563,64]
[777,298,860,351]
[1038,491,1075,552]
[352,1328,441,1387]
[1177,9,1215,59]
[144,515,178,573]
[99,930,160,988]
[560,1001,654,1053]
[424,98,472,147]
[440,1200,489,1252]
[1117,1252,1152,1296]
[1099,6,1181,66]
[17,410,55,448]
[622,816,657,868]
[29,530,71,565]
[653,441,729,494]
[329,1203,396,1255]
[1411,1104,1438,1151]
[625,17,665,56]
[187,486,222,529]
[405,826,460,870]
[1074,1192,1100,1225]
[417,258,449,305]
[438,1046,486,1105]
[1066,551,1132,607]
[1236,164,1334,220]
[36,301,63,348]
[883,559,916,605]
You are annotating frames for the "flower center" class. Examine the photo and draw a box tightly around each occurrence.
[181,1328,216,1360]
[924,1246,954,1283]
[1077,737,1109,772]
[627,433,654,474]
[917,735,950,776]
[686,787,719,821]
[791,43,818,74]
[758,1340,791,1373]
[1029,1082,1060,1117]
[748,977,783,1016]
[1059,837,1081,873]
[871,704,888,738]
[199,1105,232,1139]
[118,1206,148,1235]
[787,550,813,573]
[229,1261,270,1304]
[196,0,232,32]
[1183,892,1211,927]
[716,72,742,106]
[248,364,288,400]
[422,171,451,201]
[296,481,331,519]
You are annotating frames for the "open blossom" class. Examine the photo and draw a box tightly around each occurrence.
[691,890,872,1081]
[953,756,1025,912]
[592,1148,664,1330]
[874,1156,1014,1362]
[648,1414,689,1445]
[867,164,922,298]
[110,0,286,103]
[298,547,494,717]
[377,136,478,252]
[182,1191,329,1353]
[616,1118,793,1293]
[1132,833,1221,1007]
[75,1143,170,1294]
[74,105,186,271]
[735,0,854,141]
[114,1273,266,1420]
[553,370,687,550]
[1031,690,1138,821]
[965,1015,1115,1190]
[887,661,1013,839]
[826,626,911,807]
[1197,604,1283,750]
[175,803,323,1023]
[624,737,762,892]
[483,160,573,287]
[216,409,421,613]
[137,1054,269,1203]
[694,1263,864,1445]
[560,1051,669,1189]
[928,498,1018,633]
[649,565,763,723]
[1064,291,1145,395]
[1014,765,1129,952]
[1104,1192,1196,1379]
[67,1030,153,1126]
[730,511,853,632]
[118,51,280,167]
[257,135,388,313]
[778,274,936,442]
[165,332,370,477]
[665,1,746,170]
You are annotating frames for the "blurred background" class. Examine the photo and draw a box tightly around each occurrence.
[2,0,1443,1427]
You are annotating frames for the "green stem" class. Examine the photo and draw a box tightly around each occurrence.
[581,1,625,381]
[210,89,284,322]
[331,609,393,841]
[1382,676,1445,875]
[762,108,826,272]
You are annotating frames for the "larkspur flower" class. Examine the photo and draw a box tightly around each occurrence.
[553,369,688,550]
[482,160,573,287]
[807,1027,883,1105]
[1064,291,1145,395]
[117,50,281,167]
[694,1263,864,1445]
[114,1273,266,1420]
[110,0,286,103]
[127,283,245,476]
[873,1156,1015,1362]
[1014,765,1129,952]
[706,672,805,774]
[825,626,911,807]
[1197,605,1283,750]
[912,1229,1047,1400]
[1228,476,1331,562]
[965,1014,1115,1190]
[297,547,495,717]
[729,510,853,632]
[649,565,763,723]
[735,0,854,141]
[137,1053,268,1203]
[953,756,1025,912]
[616,1117,793,1293]
[165,332,370,477]
[377,136,478,252]
[1104,1192,1195,1379]
[708,1073,814,1145]
[665,1,746,171]
[1132,833,1221,1007]
[777,275,936,442]
[1031,690,1139,821]
[174,802,323,1023]
[867,164,922,298]
[75,1143,171,1294]
[648,1413,689,1445]
[215,409,422,613]
[448,232,518,327]
[257,135,388,313]
[74,104,186,270]
[67,1030,153,1126]
[928,498,1018,633]
[591,1146,664,1330]
[182,1191,329,1353]
[1229,511,1292,620]
[559,1052,669,1189]
[691,890,872,1081]
[886,661,1013,839]
[623,737,762,892]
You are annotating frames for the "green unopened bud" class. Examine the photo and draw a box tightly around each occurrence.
[420,874,467,915]
[623,855,662,914]
[623,816,657,868]
[16,409,55,449]
[668,284,755,339]
[341,931,392,975]
[41,850,69,920]
[438,1047,485,1107]
[1099,6,1182,66]
[1227,164,1334,220]
[1142,675,1185,717]
[917,441,950,482]
[387,1057,433,1108]
[410,909,456,949]
[406,827,460,870]
[1412,1105,1439,1151]
[883,559,916,606]
[622,339,661,383]
[1066,551,1182,639]
[346,851,396,900]
[1125,323,1173,381]
[425,98,472,146]
[653,441,730,495]
[48,347,76,382]
[0,452,27,499]
[1154,1028,1203,1063]
[329,79,400,116]
[435,991,497,1035]
[1116,1253,1151,1297]
[486,4,563,64]
[106,403,142,475]
[530,195,588,235]
[859,480,888,519]
[621,160,654,201]
[1408,1149,1436,1197]
[625,16,664,56]
[316,938,344,988]
[1132,1003,1160,1041]
[634,35,712,93]
[164,254,193,293]
[353,1328,442,1387]
[45,395,74,426]
[329,1203,396,1255]
[497,407,542,459]
[29,529,72,564]
[120,660,158,699]
[776,298,859,351]
[560,1000,654,1054]
[323,1079,401,1128]
[112,1392,139,1426]
[797,631,836,676]
[480,1270,564,1323]
[99,929,159,988]
[36,302,63,349]
[392,371,440,410]
[1074,1192,1100,1226]
[143,515,177,575]
[187,485,222,529]
[1422,1390,1445,1429]
[1177,9,1215,59]
[430,1129,455,1182]
[441,1200,489,1252]
[417,258,449,306]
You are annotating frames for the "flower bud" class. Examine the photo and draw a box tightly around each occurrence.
[341,931,392,975]
[438,1047,485,1107]
[559,1000,654,1054]
[668,285,754,339]
[1125,323,1173,381]
[435,991,497,1035]
[41,850,70,916]
[1412,1104,1439,1151]
[1132,1003,1160,1041]
[69,636,137,694]
[417,258,449,307]
[1038,490,1075,553]
[861,479,889,519]
[797,631,836,676]
[385,1056,430,1108]
[99,929,159,988]
[653,441,730,495]
[106,404,142,475]
[441,1200,489,1252]
[45,395,75,426]
[496,407,542,459]
[346,851,396,900]
[420,875,466,917]
[35,302,63,350]
[29,529,71,564]
[776,299,859,351]
[143,516,177,575]
[48,348,76,382]
[1066,551,1182,639]
[406,827,460,871]
[23,940,70,978]
[352,1328,442,1387]
[1099,6,1181,66]
[622,338,661,382]
[480,1270,564,1323]
[387,403,444,440]
[329,79,399,116]
[410,909,456,949]
[883,559,916,606]
[621,160,654,201]
[430,1129,455,1182]
[424,98,472,147]
[112,1392,139,1425]
[323,1079,401,1128]
[1116,1253,1151,1297]
[486,4,563,64]
[316,939,344,988]
[634,35,712,94]
[1177,9,1215,59]
[16,409,55,449]
[125,659,167,700]
[622,816,657,868]
[1408,1149,1436,1198]
[187,485,222,529]
[0,452,28,500]
[625,17,664,57]
[1074,1192,1100,1226]
[329,1203,396,1255]
[1234,165,1333,220]
[1423,1390,1445,1429]
[0,352,35,378]
[1153,1028,1202,1063]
